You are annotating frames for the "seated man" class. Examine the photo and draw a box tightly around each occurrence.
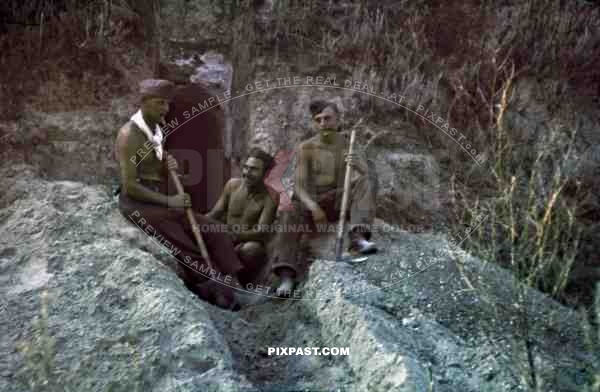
[115,78,244,309]
[206,147,280,287]
[271,99,378,296]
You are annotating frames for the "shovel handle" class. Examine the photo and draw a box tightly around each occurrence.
[335,126,359,260]
[168,168,214,270]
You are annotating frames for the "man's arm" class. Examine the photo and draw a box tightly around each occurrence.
[344,149,369,175]
[341,132,368,175]
[206,178,234,222]
[293,145,319,212]
[117,127,170,206]
[233,192,279,243]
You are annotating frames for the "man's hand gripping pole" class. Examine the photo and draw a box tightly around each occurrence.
[168,161,214,270]
[335,118,364,261]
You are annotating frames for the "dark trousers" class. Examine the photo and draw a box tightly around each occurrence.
[118,192,244,297]
[270,174,376,280]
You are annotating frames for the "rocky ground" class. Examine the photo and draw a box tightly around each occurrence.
[2,0,599,390]
[0,164,594,391]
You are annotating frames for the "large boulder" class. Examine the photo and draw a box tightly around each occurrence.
[369,149,442,226]
[0,165,254,392]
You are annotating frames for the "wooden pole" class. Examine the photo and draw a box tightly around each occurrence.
[335,119,363,260]
[168,168,214,270]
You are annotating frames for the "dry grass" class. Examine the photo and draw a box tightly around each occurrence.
[15,290,57,391]
[264,0,599,146]
[15,290,151,391]
[260,0,599,301]
[454,109,582,300]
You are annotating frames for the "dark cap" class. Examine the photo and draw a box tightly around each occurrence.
[139,79,176,99]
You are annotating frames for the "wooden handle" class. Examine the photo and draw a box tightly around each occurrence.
[335,129,358,260]
[168,168,214,270]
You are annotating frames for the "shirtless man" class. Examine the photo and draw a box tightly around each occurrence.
[116,79,244,309]
[206,147,280,287]
[272,100,378,296]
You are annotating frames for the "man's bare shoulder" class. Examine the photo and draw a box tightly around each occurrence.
[115,121,141,159]
[226,177,243,190]
[117,121,144,144]
[118,120,133,135]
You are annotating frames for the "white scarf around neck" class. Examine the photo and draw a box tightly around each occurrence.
[130,109,164,161]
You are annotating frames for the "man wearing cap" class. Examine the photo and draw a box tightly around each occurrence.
[270,99,378,297]
[115,79,244,309]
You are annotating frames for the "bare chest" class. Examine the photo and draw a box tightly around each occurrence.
[227,186,265,223]
[310,146,344,185]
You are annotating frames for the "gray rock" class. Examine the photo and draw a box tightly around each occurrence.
[0,165,255,392]
[296,226,593,391]
[0,165,594,391]
[370,151,441,225]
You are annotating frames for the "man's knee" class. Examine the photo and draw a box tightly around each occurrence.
[273,265,296,279]
[239,241,265,259]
